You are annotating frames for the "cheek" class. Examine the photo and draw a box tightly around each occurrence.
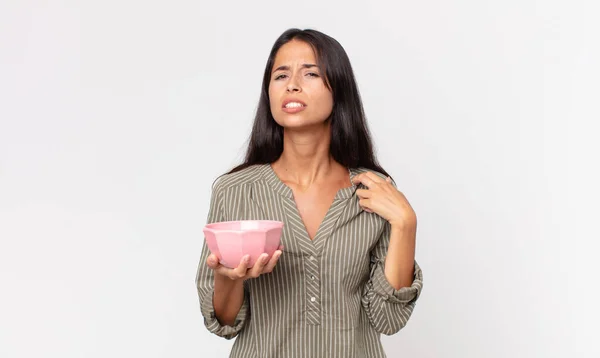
[268,84,284,124]
[268,85,274,104]
[268,86,278,111]
[315,91,334,116]
[325,93,334,111]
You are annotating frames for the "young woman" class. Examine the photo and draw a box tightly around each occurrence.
[196,28,423,357]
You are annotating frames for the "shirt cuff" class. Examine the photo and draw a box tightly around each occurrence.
[371,260,423,304]
[200,287,249,339]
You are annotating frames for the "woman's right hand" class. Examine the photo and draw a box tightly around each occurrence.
[207,249,283,326]
[206,247,283,281]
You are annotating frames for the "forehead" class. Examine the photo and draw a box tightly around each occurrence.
[273,40,317,67]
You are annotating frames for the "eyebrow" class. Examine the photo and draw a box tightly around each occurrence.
[272,63,319,73]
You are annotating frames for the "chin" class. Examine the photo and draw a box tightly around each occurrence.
[274,114,329,129]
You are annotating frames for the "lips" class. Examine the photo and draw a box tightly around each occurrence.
[282,105,306,114]
[282,98,307,108]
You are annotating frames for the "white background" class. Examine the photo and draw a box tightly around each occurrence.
[1,0,598,357]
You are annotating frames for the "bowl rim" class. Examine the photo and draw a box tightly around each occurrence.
[203,220,284,233]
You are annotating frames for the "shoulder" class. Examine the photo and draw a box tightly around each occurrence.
[212,164,266,193]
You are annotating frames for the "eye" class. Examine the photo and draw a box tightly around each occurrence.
[274,74,287,80]
[306,72,319,78]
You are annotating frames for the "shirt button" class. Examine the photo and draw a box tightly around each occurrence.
[310,275,315,280]
[309,255,315,261]
[310,297,316,302]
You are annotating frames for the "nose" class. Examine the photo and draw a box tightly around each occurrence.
[286,83,300,92]
[286,74,301,93]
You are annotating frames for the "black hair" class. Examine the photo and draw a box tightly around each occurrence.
[224,28,390,178]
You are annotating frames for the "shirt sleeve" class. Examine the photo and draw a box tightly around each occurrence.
[361,221,424,335]
[195,182,250,339]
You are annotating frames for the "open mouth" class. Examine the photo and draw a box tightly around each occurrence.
[283,101,306,109]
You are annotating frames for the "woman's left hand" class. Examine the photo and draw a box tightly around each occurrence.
[352,172,417,229]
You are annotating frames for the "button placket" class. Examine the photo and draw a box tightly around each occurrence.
[304,252,321,325]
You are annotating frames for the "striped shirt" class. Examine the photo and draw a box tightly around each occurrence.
[195,164,423,357]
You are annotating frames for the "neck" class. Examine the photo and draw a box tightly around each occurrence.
[273,122,336,189]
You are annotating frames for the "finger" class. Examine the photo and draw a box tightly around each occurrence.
[351,173,363,186]
[206,254,221,269]
[248,253,269,278]
[363,171,385,184]
[262,250,282,273]
[385,176,397,188]
[231,255,250,280]
[352,175,374,188]
[360,205,374,213]
[359,198,374,213]
[353,172,383,188]
[214,265,234,278]
[355,188,372,199]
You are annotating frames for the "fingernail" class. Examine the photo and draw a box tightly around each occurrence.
[243,255,250,263]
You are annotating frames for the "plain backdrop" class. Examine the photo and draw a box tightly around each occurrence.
[1,0,598,357]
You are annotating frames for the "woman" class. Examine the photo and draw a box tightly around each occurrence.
[195,28,423,357]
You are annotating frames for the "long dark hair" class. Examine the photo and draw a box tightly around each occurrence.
[225,28,390,178]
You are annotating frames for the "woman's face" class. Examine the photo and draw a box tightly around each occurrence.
[268,40,334,129]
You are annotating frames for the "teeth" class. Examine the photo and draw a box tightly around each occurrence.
[285,102,304,108]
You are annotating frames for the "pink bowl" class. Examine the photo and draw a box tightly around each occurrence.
[202,220,284,269]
